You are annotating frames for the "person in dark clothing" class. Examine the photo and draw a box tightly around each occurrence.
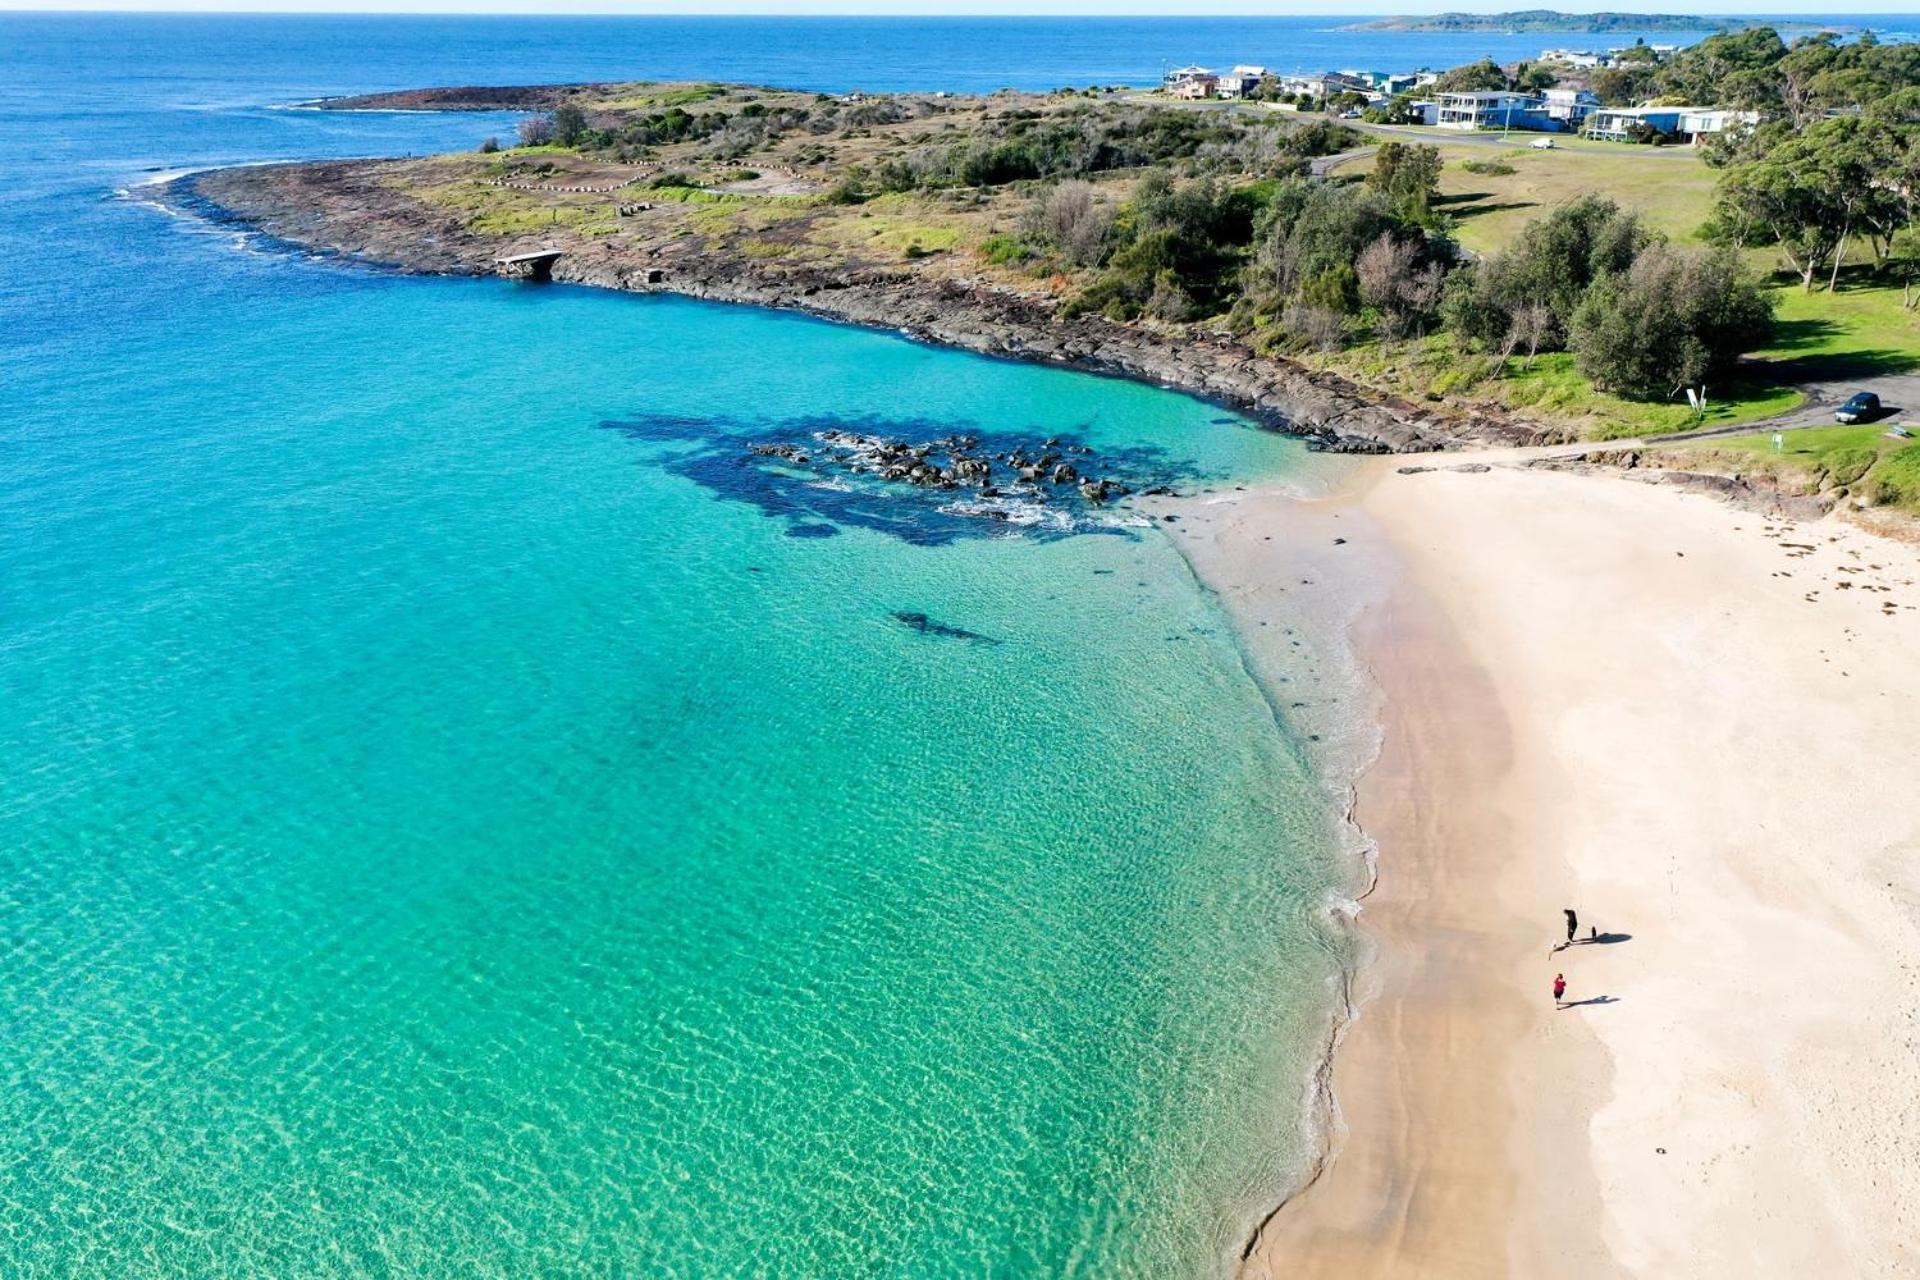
[1564,908,1578,944]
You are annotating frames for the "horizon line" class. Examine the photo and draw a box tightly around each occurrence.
[0,3,1899,16]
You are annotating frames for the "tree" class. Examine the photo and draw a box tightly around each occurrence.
[1357,231,1446,340]
[1590,62,1656,106]
[1024,179,1113,267]
[516,114,555,147]
[1569,245,1775,399]
[1511,61,1557,93]
[1653,27,1787,107]
[553,103,590,148]
[1069,174,1266,321]
[1469,195,1650,350]
[1711,116,1904,290]
[1366,141,1443,222]
[1431,58,1507,94]
[1370,93,1430,126]
[1502,303,1556,367]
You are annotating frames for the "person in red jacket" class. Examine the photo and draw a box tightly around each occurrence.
[1553,974,1568,1008]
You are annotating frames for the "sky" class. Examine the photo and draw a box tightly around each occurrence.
[3,1,1911,14]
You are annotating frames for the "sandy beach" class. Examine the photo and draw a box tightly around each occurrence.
[1177,460,1920,1278]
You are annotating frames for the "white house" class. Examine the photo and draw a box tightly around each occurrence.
[1215,65,1270,98]
[1276,71,1373,102]
[1584,104,1760,143]
[1541,87,1601,127]
[1541,48,1608,69]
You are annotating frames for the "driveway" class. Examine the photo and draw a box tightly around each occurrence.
[1762,374,1920,430]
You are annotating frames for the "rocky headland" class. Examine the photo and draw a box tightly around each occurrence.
[177,151,1559,457]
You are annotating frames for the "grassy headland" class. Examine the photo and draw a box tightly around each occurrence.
[197,33,1920,511]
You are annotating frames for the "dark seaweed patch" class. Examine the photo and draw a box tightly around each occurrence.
[600,411,1210,547]
[893,612,1001,645]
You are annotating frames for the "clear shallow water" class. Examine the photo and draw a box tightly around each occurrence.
[5,274,1351,1275]
[0,10,1807,1275]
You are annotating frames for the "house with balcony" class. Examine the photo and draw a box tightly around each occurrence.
[1276,71,1374,103]
[1169,72,1219,100]
[1436,91,1557,132]
[1583,104,1760,143]
[1542,87,1601,127]
[1215,65,1270,98]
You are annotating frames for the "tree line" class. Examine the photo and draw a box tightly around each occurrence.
[1033,144,1774,402]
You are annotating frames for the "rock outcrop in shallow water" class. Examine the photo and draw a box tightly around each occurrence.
[178,160,1561,456]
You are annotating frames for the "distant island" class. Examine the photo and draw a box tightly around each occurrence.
[1346,10,1740,33]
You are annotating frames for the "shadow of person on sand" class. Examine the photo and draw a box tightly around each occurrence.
[1558,996,1620,1009]
[1576,932,1632,946]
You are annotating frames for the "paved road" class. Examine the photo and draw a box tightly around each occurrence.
[1759,374,1920,429]
[1307,145,1376,178]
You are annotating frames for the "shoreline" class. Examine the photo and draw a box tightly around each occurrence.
[159,162,1567,457]
[159,159,1920,1274]
[1180,459,1920,1278]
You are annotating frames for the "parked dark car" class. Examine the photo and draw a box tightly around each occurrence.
[1836,391,1882,424]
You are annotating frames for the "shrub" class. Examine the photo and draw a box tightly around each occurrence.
[553,103,589,148]
[1300,262,1360,314]
[1461,196,1651,354]
[823,177,869,205]
[1068,174,1266,320]
[1569,244,1775,399]
[1459,158,1516,176]
[979,233,1032,265]
[517,115,555,147]
[1023,179,1113,267]
[479,136,500,154]
[1281,302,1346,351]
[1367,142,1443,220]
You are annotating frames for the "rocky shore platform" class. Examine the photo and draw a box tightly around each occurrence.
[176,159,1563,457]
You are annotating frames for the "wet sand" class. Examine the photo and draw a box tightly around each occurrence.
[1176,460,1920,1278]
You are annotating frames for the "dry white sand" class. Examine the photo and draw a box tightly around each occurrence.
[1178,462,1920,1278]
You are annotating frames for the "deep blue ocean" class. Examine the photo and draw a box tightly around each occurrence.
[0,12,1889,1278]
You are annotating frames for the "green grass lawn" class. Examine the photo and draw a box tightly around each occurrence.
[1495,354,1803,438]
[1315,336,1802,441]
[1418,143,1720,255]
[1660,421,1920,507]
[1759,275,1920,383]
[1348,145,1920,435]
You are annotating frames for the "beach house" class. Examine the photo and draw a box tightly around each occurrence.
[1540,48,1608,69]
[1162,65,1213,97]
[1541,87,1600,128]
[1164,67,1219,100]
[1583,105,1760,143]
[1436,91,1555,132]
[1215,65,1269,98]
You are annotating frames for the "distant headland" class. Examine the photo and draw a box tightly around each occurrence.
[1345,10,1744,33]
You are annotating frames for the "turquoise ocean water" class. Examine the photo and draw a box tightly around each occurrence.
[0,11,1776,1276]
